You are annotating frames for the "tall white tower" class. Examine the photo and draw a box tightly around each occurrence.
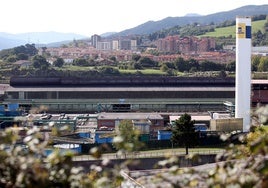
[235,16,252,132]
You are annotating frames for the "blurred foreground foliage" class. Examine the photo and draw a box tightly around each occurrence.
[152,106,268,187]
[0,106,268,187]
[0,118,143,187]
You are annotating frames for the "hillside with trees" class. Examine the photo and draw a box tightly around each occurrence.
[148,15,268,47]
[112,5,268,36]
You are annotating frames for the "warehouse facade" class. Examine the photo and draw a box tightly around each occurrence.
[1,76,236,113]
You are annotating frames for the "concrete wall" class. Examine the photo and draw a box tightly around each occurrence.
[74,154,217,171]
[210,118,243,132]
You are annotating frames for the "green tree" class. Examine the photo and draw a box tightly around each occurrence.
[188,58,199,71]
[164,62,175,69]
[24,44,38,56]
[6,55,17,63]
[130,62,143,70]
[13,44,38,57]
[99,66,120,75]
[219,70,227,78]
[53,57,64,68]
[113,120,143,157]
[109,56,116,62]
[72,58,88,66]
[225,61,236,72]
[138,57,157,68]
[160,63,169,72]
[171,113,199,155]
[265,16,268,32]
[253,30,265,46]
[32,55,49,69]
[132,54,141,62]
[200,60,224,71]
[174,57,189,72]
[258,57,268,72]
[16,53,29,60]
[252,55,261,71]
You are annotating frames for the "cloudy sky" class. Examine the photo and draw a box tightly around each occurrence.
[0,0,267,36]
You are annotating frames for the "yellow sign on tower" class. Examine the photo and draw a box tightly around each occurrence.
[237,23,246,38]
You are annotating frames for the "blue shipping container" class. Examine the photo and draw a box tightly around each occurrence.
[158,130,172,140]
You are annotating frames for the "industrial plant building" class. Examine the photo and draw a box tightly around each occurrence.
[1,76,236,113]
[0,76,267,114]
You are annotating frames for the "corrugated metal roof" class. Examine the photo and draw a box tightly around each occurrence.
[98,112,163,120]
[169,115,211,122]
[5,86,235,92]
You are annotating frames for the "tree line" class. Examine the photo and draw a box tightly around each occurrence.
[0,44,38,62]
[1,43,268,79]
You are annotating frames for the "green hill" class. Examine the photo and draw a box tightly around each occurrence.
[201,20,266,38]
[112,5,268,37]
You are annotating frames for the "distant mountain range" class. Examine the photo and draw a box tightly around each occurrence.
[184,13,202,17]
[113,4,268,36]
[0,4,267,50]
[0,32,88,50]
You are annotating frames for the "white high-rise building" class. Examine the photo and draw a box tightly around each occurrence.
[112,40,119,50]
[91,34,101,48]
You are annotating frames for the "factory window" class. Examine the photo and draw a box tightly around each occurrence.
[6,92,19,99]
[112,104,131,112]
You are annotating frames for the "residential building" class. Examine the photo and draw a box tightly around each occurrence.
[119,40,131,50]
[156,36,216,54]
[112,40,119,50]
[252,46,268,56]
[91,34,101,48]
[13,60,32,69]
[96,41,112,51]
[130,40,137,51]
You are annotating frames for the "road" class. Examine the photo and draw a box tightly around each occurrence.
[73,147,224,161]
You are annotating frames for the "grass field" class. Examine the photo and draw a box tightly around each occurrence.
[57,66,172,76]
[119,69,166,75]
[60,65,95,71]
[201,20,266,38]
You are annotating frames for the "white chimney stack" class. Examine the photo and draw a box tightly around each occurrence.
[235,16,252,132]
